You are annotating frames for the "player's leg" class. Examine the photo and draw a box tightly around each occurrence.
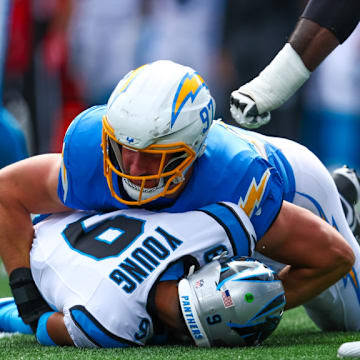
[333,167,360,357]
[333,166,360,241]
[0,297,33,334]
[269,137,360,331]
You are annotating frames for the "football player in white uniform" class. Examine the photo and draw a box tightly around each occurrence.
[0,203,286,347]
[1,197,360,348]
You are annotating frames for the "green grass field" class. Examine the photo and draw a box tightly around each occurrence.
[0,276,358,360]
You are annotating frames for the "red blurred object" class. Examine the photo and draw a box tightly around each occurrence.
[51,99,85,153]
[42,30,68,74]
[6,0,33,74]
[51,70,86,153]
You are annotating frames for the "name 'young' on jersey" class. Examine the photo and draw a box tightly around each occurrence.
[30,202,256,348]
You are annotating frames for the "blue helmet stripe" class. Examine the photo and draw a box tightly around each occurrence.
[248,292,286,322]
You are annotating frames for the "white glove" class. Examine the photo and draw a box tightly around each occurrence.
[230,90,271,129]
[230,44,310,129]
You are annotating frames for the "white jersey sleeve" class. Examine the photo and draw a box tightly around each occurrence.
[30,202,256,347]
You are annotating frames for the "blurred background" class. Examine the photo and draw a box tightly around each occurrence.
[1,0,359,172]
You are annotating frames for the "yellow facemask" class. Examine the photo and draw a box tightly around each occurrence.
[101,116,196,205]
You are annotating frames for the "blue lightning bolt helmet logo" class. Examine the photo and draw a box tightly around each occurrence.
[171,72,207,128]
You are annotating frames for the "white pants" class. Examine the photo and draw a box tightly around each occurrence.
[267,136,360,331]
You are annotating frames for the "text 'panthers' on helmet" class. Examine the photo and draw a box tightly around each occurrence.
[102,60,216,205]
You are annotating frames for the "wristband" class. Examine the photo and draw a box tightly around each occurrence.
[9,267,53,331]
[240,43,311,114]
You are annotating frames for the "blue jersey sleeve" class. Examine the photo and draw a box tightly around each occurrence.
[57,105,112,210]
[166,122,285,239]
[199,202,256,257]
[213,123,284,239]
[235,157,283,240]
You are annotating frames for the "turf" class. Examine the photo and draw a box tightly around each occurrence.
[0,275,358,359]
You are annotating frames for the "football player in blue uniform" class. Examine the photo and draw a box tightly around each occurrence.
[0,60,356,334]
[230,0,360,128]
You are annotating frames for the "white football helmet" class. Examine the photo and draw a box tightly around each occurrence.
[178,257,285,347]
[101,60,216,205]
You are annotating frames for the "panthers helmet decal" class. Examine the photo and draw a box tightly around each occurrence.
[178,257,285,347]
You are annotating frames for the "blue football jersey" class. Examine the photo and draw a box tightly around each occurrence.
[58,108,295,239]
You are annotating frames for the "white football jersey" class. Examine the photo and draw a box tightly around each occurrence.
[30,202,256,347]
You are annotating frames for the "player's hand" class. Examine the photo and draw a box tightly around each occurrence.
[230,90,271,129]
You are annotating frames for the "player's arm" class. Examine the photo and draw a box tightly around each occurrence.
[256,201,354,310]
[46,283,185,348]
[0,154,71,329]
[37,312,74,346]
[46,312,74,345]
[230,0,360,128]
[154,280,188,335]
[288,18,339,72]
[0,154,69,273]
[0,298,73,346]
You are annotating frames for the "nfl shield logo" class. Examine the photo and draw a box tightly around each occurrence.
[195,279,204,288]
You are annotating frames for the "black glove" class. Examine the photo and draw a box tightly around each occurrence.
[9,267,52,332]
